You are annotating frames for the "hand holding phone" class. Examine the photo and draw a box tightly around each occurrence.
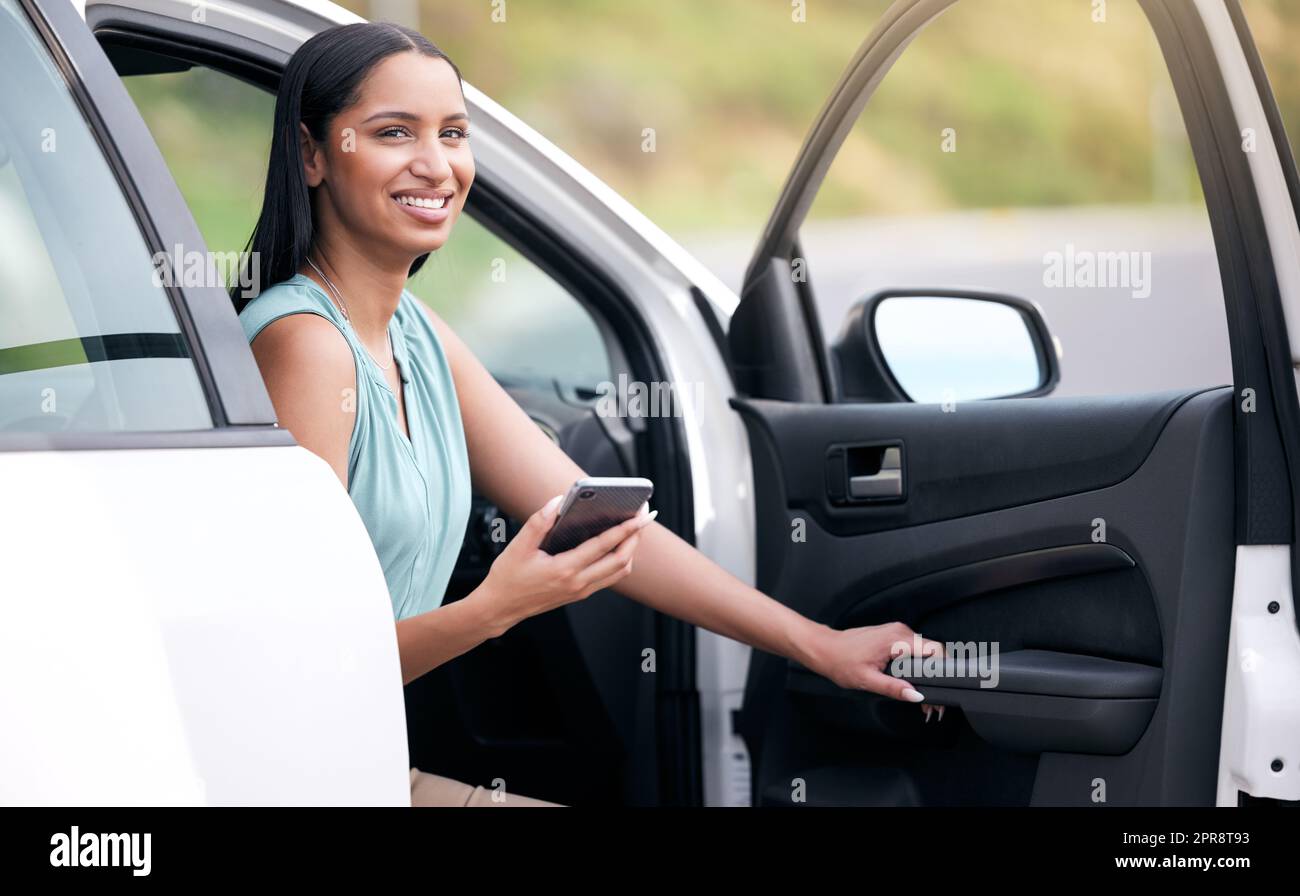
[474,477,657,632]
[539,477,655,554]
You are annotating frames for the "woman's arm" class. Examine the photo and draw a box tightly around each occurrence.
[249,305,653,685]
[250,314,357,490]
[422,303,940,699]
[394,584,505,683]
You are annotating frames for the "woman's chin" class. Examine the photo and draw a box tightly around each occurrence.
[407,221,455,251]
[398,232,451,258]
[413,238,449,257]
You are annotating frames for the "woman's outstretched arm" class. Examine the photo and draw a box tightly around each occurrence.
[422,303,941,699]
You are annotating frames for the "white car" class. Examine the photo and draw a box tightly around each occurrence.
[1,0,1297,806]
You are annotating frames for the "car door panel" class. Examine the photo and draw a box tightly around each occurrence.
[731,389,1204,537]
[722,0,1293,808]
[737,386,1234,805]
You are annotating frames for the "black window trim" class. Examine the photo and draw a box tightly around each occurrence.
[1141,0,1299,556]
[0,0,286,453]
[1221,0,1300,633]
[1226,1,1300,260]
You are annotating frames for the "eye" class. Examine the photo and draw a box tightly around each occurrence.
[441,127,470,140]
[377,125,413,139]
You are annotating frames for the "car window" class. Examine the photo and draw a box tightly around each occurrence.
[0,0,212,434]
[121,62,611,391]
[119,65,274,263]
[799,0,1229,399]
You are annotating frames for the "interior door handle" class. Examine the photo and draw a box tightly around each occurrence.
[848,446,902,499]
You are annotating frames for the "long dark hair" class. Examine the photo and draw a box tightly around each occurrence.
[231,22,463,312]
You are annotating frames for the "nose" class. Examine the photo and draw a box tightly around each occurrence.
[409,135,454,184]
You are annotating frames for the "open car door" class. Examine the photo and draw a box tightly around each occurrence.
[731,0,1300,807]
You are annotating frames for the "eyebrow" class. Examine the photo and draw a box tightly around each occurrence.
[360,110,471,125]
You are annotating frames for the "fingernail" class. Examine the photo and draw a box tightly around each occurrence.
[924,706,933,723]
[937,705,945,722]
[901,687,925,703]
[544,494,564,515]
[639,510,658,527]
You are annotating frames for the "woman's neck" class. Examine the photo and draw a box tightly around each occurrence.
[301,234,409,354]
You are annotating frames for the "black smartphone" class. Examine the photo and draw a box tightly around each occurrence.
[538,477,655,555]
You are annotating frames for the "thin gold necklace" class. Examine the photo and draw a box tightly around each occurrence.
[305,255,394,372]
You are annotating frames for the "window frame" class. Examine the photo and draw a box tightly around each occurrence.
[800,0,1229,404]
[1229,0,1300,240]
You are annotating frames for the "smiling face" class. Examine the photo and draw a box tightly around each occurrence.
[301,51,474,268]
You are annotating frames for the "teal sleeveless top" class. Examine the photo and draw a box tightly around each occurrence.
[238,273,472,621]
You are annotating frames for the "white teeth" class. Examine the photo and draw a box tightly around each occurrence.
[396,195,448,209]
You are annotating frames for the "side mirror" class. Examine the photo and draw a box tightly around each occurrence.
[831,290,1060,403]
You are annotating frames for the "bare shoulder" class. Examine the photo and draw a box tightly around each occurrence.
[251,313,354,386]
[250,313,357,487]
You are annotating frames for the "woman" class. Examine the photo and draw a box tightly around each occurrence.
[234,21,943,807]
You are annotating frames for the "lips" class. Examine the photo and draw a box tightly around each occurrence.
[392,190,453,224]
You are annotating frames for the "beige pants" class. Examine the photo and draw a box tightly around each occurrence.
[408,768,564,807]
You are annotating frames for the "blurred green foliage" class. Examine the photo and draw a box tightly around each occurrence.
[121,0,1300,254]
[122,71,273,261]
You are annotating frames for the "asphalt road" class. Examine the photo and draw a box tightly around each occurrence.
[683,205,1233,399]
[447,205,1233,401]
